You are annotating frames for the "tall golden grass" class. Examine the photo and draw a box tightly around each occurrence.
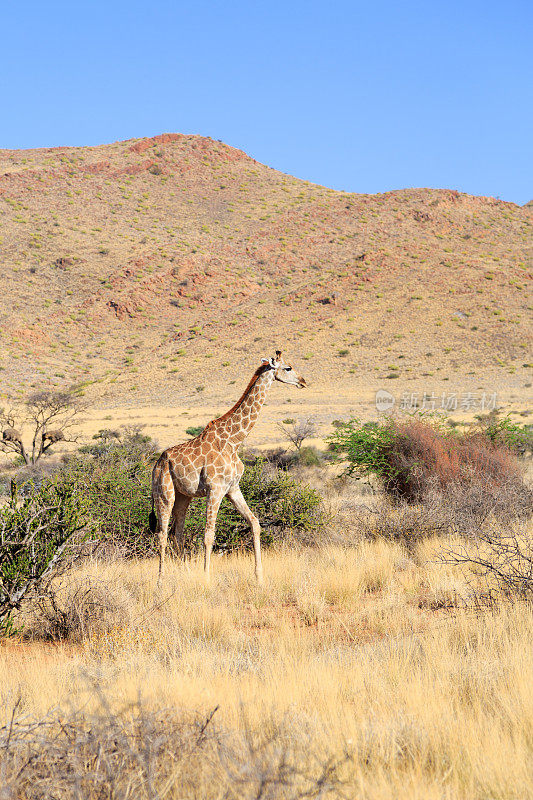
[2,538,533,797]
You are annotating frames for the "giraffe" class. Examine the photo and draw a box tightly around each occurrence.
[149,351,306,583]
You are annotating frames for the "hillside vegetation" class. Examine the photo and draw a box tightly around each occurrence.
[0,133,531,407]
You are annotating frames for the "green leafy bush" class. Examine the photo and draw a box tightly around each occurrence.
[58,440,156,556]
[185,426,204,437]
[0,477,87,635]
[183,459,326,552]
[295,445,324,467]
[328,419,399,482]
[55,445,326,556]
[477,415,533,456]
[328,416,531,512]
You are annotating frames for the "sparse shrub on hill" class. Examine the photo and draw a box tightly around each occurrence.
[328,416,532,518]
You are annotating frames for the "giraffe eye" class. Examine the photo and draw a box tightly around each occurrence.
[286,366,292,371]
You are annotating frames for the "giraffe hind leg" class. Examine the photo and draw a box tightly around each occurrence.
[152,462,175,583]
[169,492,191,559]
[204,487,224,580]
[155,501,173,583]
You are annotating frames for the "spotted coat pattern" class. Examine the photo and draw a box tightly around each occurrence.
[151,354,305,583]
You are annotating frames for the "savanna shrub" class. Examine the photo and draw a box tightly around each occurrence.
[185,426,204,437]
[56,445,326,556]
[476,414,533,457]
[58,439,157,557]
[329,417,532,516]
[183,459,326,551]
[242,445,326,471]
[0,477,88,635]
[294,445,324,467]
[35,576,134,642]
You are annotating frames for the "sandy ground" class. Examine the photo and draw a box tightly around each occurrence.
[63,377,533,448]
[1,377,531,469]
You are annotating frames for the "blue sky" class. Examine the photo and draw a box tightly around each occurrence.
[2,0,531,204]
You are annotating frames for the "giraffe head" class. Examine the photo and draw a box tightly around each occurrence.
[262,350,306,388]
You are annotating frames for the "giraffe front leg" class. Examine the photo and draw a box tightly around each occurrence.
[204,487,224,580]
[226,485,263,584]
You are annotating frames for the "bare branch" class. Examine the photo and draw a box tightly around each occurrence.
[442,519,533,602]
[277,418,317,451]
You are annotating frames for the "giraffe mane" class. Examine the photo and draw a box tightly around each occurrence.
[202,363,271,432]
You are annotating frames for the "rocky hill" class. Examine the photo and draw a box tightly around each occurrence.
[0,133,531,411]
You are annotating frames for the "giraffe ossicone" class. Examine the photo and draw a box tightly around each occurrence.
[150,351,306,583]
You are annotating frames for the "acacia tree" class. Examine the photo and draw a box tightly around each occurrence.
[0,391,83,465]
[277,418,317,451]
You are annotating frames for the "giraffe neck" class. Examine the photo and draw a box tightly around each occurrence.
[213,367,275,448]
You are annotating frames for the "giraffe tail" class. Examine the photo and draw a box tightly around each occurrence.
[148,496,157,534]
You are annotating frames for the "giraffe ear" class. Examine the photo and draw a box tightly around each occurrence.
[260,358,270,365]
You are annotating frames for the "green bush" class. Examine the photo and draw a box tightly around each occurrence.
[0,477,88,635]
[478,415,533,456]
[55,446,326,556]
[78,427,153,458]
[59,440,156,556]
[183,459,326,552]
[185,426,204,437]
[295,445,323,467]
[328,416,531,510]
[328,418,399,482]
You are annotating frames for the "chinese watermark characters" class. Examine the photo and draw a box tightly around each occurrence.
[375,390,498,413]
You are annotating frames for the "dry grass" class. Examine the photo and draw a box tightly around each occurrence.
[2,538,533,797]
